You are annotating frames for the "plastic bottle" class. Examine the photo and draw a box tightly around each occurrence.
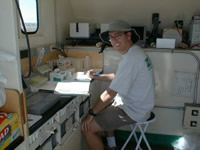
[84,56,91,70]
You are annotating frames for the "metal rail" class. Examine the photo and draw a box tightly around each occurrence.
[145,49,200,105]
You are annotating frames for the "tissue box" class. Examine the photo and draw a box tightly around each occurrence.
[70,23,95,38]
[0,113,20,150]
[50,69,67,81]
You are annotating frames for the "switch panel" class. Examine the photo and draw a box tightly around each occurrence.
[183,103,200,129]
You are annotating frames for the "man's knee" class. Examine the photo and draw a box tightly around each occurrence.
[81,127,96,138]
[81,118,104,136]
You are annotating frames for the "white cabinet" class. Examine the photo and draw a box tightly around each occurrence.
[59,81,102,150]
[15,141,27,150]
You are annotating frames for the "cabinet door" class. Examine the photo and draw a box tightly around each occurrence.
[61,124,88,150]
[14,141,27,150]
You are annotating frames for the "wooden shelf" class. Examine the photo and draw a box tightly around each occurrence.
[0,89,27,149]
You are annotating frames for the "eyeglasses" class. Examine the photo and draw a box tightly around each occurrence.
[108,32,126,42]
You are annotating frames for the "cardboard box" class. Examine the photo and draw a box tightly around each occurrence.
[162,28,182,47]
[0,113,20,150]
[70,23,95,38]
[156,38,176,49]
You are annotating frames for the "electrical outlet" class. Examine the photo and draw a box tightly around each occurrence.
[183,103,200,129]
[50,45,56,52]
[190,121,197,127]
[192,110,199,116]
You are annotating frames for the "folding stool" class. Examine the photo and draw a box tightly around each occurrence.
[121,112,156,150]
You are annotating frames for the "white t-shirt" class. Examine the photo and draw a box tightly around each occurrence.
[109,45,154,122]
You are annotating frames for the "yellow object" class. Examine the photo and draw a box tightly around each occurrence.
[0,113,20,150]
[29,75,48,87]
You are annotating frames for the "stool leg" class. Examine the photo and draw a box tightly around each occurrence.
[139,125,151,150]
[136,124,151,150]
[121,125,137,150]
[132,125,142,150]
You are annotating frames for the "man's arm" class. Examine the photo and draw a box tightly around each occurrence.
[91,88,117,114]
[87,69,115,82]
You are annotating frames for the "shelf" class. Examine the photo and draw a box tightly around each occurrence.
[5,136,24,150]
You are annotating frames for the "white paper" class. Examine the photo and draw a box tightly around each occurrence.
[74,72,91,81]
[28,114,42,127]
[54,81,90,95]
[174,71,195,98]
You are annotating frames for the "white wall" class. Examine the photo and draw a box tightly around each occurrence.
[56,0,74,44]
[18,0,57,50]
[103,48,200,136]
[70,0,200,31]
[18,0,75,50]
[17,0,55,50]
[0,0,23,92]
[17,0,200,49]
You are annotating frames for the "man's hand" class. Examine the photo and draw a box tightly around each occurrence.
[81,114,94,132]
[86,69,95,79]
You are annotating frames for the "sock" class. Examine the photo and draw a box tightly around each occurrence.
[107,136,116,148]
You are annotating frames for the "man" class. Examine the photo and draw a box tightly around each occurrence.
[81,20,154,150]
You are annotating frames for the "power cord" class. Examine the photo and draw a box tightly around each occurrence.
[15,0,32,78]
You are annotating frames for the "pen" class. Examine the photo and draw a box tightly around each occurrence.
[93,73,101,76]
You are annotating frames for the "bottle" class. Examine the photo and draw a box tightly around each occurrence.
[84,56,91,70]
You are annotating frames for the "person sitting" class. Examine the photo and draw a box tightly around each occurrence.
[81,20,155,150]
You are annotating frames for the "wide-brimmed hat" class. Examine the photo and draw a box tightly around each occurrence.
[99,20,132,44]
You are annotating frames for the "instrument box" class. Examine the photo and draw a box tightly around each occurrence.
[70,23,95,38]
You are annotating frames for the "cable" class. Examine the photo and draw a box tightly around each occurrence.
[190,43,200,49]
[15,0,32,78]
[52,47,67,57]
[132,28,141,41]
[175,27,187,44]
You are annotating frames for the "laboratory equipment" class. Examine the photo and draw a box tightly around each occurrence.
[189,16,200,47]
[70,23,96,38]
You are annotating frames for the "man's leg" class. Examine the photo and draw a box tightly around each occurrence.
[82,118,105,150]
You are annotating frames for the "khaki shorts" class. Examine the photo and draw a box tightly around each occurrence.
[94,106,136,131]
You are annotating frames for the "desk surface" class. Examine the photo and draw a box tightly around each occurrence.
[31,69,102,95]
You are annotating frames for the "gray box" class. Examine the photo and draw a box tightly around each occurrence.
[27,92,60,115]
[183,103,200,129]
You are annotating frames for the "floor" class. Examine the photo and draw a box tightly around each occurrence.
[102,137,174,150]
[115,139,174,150]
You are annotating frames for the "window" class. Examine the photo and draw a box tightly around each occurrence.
[19,0,39,34]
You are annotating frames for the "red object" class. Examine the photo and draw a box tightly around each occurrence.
[0,113,7,124]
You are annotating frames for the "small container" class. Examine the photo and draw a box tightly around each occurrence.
[84,56,91,70]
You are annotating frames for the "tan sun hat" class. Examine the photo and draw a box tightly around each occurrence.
[99,20,132,44]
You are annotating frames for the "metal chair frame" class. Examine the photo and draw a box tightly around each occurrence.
[121,112,156,150]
